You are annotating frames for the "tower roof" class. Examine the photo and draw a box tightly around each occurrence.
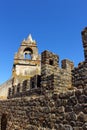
[27,34,33,42]
[22,34,36,45]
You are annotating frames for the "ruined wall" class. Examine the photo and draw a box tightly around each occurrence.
[41,50,74,93]
[0,79,12,99]
[72,61,87,89]
[72,27,87,89]
[7,50,74,99]
[0,86,87,130]
[7,75,41,99]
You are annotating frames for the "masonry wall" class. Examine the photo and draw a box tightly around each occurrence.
[72,61,87,89]
[0,87,87,130]
[41,50,74,93]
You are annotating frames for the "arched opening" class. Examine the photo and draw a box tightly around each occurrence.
[24,48,33,60]
[1,114,7,130]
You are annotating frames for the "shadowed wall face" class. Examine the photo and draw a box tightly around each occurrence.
[1,114,7,130]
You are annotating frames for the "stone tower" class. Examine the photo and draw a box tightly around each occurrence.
[81,27,87,61]
[12,35,41,86]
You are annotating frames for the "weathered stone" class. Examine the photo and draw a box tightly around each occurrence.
[82,104,87,114]
[77,112,85,122]
[75,89,83,98]
[78,95,87,103]
[65,112,77,121]
[74,104,83,114]
[65,105,73,112]
[64,124,73,130]
[76,121,84,127]
[82,122,87,130]
[70,121,76,127]
[57,106,65,113]
[73,127,83,130]
[83,87,87,95]
[67,96,78,106]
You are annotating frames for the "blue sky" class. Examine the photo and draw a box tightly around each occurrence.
[0,0,87,84]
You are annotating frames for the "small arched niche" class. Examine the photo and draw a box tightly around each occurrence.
[1,114,7,130]
[24,48,33,60]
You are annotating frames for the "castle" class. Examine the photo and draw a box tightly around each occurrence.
[0,28,87,130]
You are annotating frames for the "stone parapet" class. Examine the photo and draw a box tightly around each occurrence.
[0,87,87,130]
[72,61,87,88]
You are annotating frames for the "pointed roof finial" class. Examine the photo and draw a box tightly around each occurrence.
[22,34,36,45]
[27,34,33,42]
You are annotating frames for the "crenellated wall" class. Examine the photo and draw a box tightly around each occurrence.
[72,61,87,89]
[41,50,74,93]
[72,27,87,89]
[7,50,74,98]
[0,86,87,130]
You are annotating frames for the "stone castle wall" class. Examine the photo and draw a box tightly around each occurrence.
[0,86,87,130]
[72,61,87,89]
[7,50,74,99]
[41,50,74,93]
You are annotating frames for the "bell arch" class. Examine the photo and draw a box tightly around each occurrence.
[24,48,33,59]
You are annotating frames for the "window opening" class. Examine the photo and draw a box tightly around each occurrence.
[17,87,20,93]
[49,59,54,65]
[12,86,15,95]
[24,48,33,60]
[16,84,20,93]
[32,81,35,88]
[8,88,11,97]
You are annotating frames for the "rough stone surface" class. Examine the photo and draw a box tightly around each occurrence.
[0,88,87,130]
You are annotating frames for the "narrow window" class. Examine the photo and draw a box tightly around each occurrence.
[49,59,54,65]
[22,80,27,91]
[16,83,20,93]
[24,48,33,60]
[32,81,35,88]
[17,87,20,93]
[12,86,15,95]
[37,75,41,88]
[8,88,11,97]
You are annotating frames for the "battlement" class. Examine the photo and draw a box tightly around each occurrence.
[41,50,59,67]
[8,75,41,98]
[1,27,87,100]
[8,50,74,98]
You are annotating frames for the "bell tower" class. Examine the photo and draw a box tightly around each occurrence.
[12,35,41,86]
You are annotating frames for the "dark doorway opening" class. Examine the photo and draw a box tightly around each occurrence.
[1,114,7,130]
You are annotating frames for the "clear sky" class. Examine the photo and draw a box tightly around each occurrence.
[0,0,87,84]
